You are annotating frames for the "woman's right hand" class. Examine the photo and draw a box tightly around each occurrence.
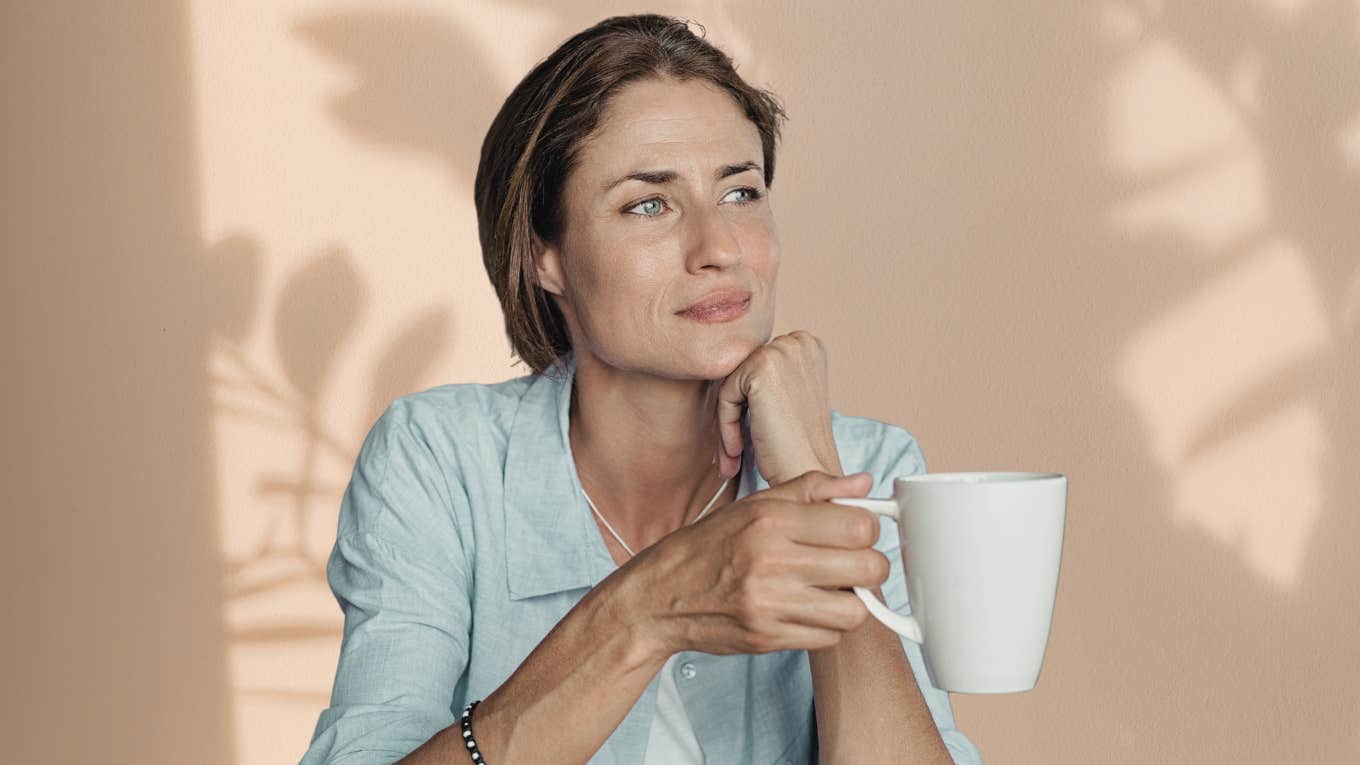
[613,470,890,658]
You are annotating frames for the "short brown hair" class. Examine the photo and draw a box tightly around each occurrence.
[474,13,788,376]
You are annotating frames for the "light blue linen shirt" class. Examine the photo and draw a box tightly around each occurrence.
[301,350,984,764]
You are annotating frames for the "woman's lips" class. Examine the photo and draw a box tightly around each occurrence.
[677,295,751,323]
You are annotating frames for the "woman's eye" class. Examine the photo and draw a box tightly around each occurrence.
[626,198,667,217]
[625,188,763,219]
[724,187,763,204]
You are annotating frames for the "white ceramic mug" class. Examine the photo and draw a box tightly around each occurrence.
[829,472,1067,694]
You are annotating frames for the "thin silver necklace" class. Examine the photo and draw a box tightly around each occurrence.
[582,460,736,559]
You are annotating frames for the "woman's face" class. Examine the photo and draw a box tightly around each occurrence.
[534,75,779,381]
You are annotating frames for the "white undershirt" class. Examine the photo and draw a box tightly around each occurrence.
[643,654,705,764]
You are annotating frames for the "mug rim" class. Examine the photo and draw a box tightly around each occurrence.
[895,471,1065,484]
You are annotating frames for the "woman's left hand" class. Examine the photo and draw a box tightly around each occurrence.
[715,331,843,485]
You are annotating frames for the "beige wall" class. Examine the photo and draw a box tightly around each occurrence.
[6,1,1358,763]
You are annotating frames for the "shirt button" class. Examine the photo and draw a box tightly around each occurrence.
[679,661,697,680]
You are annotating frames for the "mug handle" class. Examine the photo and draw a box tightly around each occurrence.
[828,497,924,645]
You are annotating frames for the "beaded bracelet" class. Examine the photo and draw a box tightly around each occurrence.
[459,699,487,763]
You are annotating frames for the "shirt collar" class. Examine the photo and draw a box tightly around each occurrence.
[503,349,765,601]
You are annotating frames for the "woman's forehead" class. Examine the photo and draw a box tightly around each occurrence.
[577,80,761,177]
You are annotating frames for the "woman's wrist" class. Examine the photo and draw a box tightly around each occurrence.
[769,457,846,486]
[588,561,682,664]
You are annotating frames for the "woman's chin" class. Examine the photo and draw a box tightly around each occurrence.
[679,339,760,380]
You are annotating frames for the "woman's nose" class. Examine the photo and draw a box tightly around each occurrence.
[684,203,743,271]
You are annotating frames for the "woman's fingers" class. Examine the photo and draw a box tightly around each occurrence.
[775,587,871,635]
[762,470,873,506]
[792,545,890,590]
[742,472,876,549]
[765,623,847,652]
[756,501,881,549]
[714,372,748,480]
[802,471,873,503]
[715,421,741,481]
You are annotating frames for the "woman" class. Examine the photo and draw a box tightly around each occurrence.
[302,14,982,765]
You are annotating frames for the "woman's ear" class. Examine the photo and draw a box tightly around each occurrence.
[531,233,566,298]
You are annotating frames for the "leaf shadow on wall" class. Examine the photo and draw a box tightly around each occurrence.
[209,238,452,694]
[293,9,506,186]
[1100,2,1360,757]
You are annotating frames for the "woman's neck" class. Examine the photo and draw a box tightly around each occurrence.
[567,352,735,542]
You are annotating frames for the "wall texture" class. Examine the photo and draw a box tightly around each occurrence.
[5,1,1358,763]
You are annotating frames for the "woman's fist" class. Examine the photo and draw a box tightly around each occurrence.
[623,470,887,657]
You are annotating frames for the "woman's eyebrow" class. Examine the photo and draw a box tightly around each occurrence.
[601,160,762,192]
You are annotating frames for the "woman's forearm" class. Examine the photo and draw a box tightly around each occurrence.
[802,455,952,765]
[397,573,666,765]
[808,585,953,765]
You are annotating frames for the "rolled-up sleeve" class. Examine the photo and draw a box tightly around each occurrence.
[867,426,986,765]
[301,400,475,765]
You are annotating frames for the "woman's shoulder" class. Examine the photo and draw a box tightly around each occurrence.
[359,369,549,475]
[829,409,928,481]
[382,370,539,436]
